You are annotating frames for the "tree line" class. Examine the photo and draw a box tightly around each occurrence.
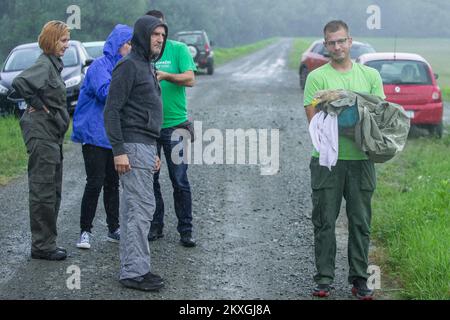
[1,0,449,62]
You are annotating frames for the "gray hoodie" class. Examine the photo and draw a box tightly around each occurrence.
[104,15,168,156]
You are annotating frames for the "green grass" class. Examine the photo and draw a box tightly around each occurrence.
[214,38,278,66]
[372,133,450,300]
[442,87,450,102]
[0,116,73,185]
[288,38,311,70]
[0,116,27,185]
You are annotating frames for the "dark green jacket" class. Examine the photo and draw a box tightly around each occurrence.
[315,90,410,163]
[12,54,70,145]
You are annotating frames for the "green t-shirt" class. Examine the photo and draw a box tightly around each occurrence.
[304,63,385,160]
[155,40,197,128]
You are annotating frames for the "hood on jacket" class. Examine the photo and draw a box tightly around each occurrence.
[103,24,133,64]
[131,15,168,62]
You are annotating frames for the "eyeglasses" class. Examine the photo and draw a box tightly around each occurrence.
[324,38,348,47]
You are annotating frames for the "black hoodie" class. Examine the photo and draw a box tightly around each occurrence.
[104,16,168,156]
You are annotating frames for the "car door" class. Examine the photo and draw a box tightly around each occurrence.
[309,43,329,71]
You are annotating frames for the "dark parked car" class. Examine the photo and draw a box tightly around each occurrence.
[0,40,92,115]
[175,30,214,75]
[358,52,444,138]
[299,39,376,89]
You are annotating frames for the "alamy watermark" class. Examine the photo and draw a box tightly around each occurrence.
[367,5,381,30]
[66,265,81,290]
[367,265,381,290]
[170,121,280,176]
[66,5,81,30]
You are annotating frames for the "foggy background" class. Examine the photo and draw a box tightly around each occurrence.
[1,0,449,61]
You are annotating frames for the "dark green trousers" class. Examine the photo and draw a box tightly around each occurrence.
[310,157,376,285]
[26,138,63,252]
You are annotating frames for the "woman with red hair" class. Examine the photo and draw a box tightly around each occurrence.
[12,21,71,261]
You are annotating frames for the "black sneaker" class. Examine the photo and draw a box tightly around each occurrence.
[312,284,332,298]
[148,228,164,242]
[180,233,196,247]
[143,271,164,283]
[31,248,67,261]
[351,278,374,300]
[120,275,164,292]
[107,228,120,243]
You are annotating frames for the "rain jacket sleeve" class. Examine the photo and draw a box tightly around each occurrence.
[89,62,112,105]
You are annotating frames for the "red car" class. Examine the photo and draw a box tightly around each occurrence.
[299,39,375,89]
[357,52,443,138]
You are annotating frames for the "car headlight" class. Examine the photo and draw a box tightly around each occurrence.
[0,83,8,95]
[65,75,82,88]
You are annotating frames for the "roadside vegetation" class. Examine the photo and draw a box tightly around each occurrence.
[442,87,450,102]
[0,116,27,185]
[214,38,278,66]
[372,132,450,299]
[0,116,72,185]
[288,38,310,70]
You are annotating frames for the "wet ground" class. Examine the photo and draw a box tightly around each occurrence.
[0,38,420,300]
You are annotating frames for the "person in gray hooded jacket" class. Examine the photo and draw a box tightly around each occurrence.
[104,15,167,292]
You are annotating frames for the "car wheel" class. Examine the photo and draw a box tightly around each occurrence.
[207,62,214,75]
[187,45,199,60]
[429,122,443,138]
[299,66,308,90]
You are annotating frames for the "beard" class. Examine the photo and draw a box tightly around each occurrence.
[331,52,347,63]
[150,45,162,58]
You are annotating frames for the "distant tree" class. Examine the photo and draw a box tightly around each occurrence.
[1,0,449,63]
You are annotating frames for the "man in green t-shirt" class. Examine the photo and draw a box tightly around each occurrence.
[146,10,197,248]
[304,20,385,300]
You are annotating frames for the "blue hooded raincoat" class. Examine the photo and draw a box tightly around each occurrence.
[71,24,133,149]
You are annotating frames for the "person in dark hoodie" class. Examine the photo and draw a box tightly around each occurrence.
[104,15,167,292]
[71,24,133,250]
[12,21,71,261]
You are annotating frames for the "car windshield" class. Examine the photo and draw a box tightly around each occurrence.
[3,46,78,72]
[85,46,104,58]
[350,45,375,59]
[365,60,432,85]
[177,34,204,46]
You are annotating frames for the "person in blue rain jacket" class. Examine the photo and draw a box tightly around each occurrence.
[71,24,132,249]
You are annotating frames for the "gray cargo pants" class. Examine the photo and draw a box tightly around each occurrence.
[119,143,157,280]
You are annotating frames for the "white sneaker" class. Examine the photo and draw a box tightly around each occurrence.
[76,231,91,249]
